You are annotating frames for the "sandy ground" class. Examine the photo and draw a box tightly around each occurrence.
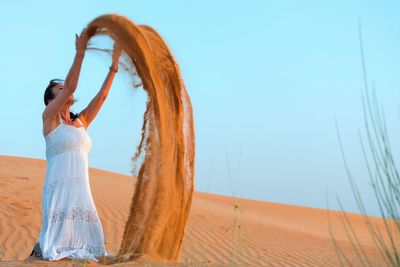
[0,155,391,266]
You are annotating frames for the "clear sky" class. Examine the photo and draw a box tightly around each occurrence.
[1,1,399,216]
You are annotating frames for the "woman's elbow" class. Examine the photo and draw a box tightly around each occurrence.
[64,82,77,94]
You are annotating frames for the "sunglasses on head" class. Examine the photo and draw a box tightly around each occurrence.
[49,79,64,85]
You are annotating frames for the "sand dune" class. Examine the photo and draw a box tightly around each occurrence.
[0,155,389,266]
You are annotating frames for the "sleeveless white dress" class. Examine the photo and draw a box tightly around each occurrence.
[38,116,109,262]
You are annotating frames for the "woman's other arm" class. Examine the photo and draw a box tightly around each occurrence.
[79,43,122,128]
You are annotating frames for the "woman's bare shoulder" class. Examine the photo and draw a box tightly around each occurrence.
[42,110,58,137]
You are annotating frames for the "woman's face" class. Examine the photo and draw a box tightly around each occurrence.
[50,83,74,105]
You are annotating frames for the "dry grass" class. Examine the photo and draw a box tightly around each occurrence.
[329,20,400,267]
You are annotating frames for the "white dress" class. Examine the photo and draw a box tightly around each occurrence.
[38,116,109,262]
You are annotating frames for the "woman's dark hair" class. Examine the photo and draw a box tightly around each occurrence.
[44,79,79,121]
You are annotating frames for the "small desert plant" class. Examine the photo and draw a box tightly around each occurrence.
[328,21,400,266]
[224,138,246,267]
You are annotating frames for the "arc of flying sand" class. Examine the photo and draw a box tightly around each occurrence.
[82,14,195,263]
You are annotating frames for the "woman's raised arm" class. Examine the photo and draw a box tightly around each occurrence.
[78,43,122,128]
[43,29,90,120]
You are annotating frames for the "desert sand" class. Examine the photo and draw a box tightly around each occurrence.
[0,155,389,266]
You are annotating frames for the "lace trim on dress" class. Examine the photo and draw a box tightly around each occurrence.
[55,242,106,256]
[45,176,85,191]
[47,140,88,157]
[48,207,100,223]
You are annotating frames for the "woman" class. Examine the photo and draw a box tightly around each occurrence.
[29,28,122,261]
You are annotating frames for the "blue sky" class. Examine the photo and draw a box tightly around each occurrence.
[1,1,399,215]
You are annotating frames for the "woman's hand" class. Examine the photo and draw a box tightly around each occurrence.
[111,42,122,71]
[75,28,90,55]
